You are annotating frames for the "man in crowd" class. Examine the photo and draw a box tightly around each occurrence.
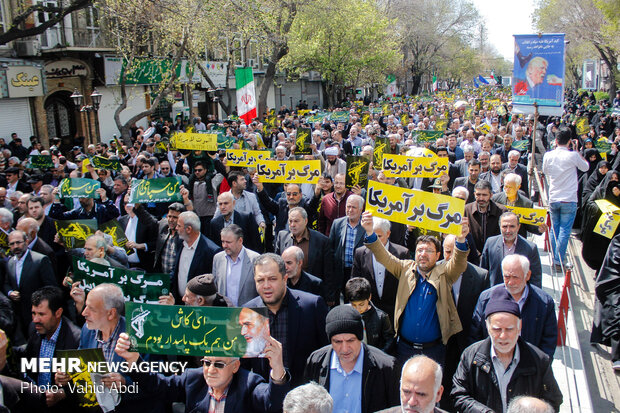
[378,355,448,413]
[171,211,221,303]
[328,195,366,300]
[465,180,507,255]
[542,126,589,269]
[50,187,120,224]
[360,211,470,366]
[304,304,400,413]
[452,287,562,412]
[244,253,328,387]
[480,212,542,287]
[275,207,334,303]
[153,203,185,274]
[282,246,323,297]
[317,173,351,236]
[479,154,504,194]
[470,254,557,358]
[213,224,260,306]
[453,159,482,203]
[209,191,260,252]
[3,230,56,339]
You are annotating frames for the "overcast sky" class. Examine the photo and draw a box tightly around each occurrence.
[471,0,537,61]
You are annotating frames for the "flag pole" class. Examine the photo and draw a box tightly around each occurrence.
[528,102,539,186]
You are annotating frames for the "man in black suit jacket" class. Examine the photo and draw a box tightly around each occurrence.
[502,149,529,195]
[328,195,366,303]
[452,159,482,203]
[209,192,260,252]
[243,253,329,387]
[254,180,320,235]
[0,286,81,410]
[351,218,409,324]
[480,212,542,288]
[118,203,158,272]
[282,246,323,297]
[2,230,56,338]
[16,217,58,282]
[439,235,489,411]
[171,211,221,303]
[275,207,334,303]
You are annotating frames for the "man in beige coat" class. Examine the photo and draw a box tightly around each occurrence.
[360,211,469,366]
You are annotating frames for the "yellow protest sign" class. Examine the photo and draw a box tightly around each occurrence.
[382,104,390,114]
[575,117,590,136]
[362,114,370,126]
[81,158,90,173]
[401,113,409,126]
[434,119,447,131]
[255,160,321,184]
[505,205,548,226]
[170,132,218,151]
[594,200,620,239]
[382,154,449,178]
[366,181,465,235]
[298,109,310,117]
[476,123,491,135]
[225,150,272,167]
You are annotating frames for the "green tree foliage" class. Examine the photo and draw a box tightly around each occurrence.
[534,0,619,99]
[282,0,399,107]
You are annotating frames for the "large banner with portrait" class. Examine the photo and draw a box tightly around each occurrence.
[512,33,565,116]
[126,302,270,358]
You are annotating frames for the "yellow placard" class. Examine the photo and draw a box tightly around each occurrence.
[505,205,548,226]
[170,132,218,151]
[298,109,310,117]
[382,154,449,178]
[476,123,491,134]
[594,213,620,239]
[365,180,465,236]
[382,104,390,114]
[593,200,620,239]
[595,199,619,214]
[225,150,272,167]
[255,160,321,184]
[81,158,90,173]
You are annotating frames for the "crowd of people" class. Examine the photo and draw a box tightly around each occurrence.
[0,86,618,413]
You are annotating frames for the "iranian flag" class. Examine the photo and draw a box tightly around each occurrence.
[432,74,438,92]
[235,67,257,125]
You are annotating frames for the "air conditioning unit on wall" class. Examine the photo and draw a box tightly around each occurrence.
[14,40,41,57]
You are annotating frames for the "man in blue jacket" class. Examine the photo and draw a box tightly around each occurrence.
[470,254,557,357]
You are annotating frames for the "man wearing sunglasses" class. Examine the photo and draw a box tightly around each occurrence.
[115,331,289,412]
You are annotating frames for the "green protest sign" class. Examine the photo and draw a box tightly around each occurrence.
[295,127,312,155]
[512,140,529,151]
[330,111,349,122]
[55,219,98,248]
[28,155,54,169]
[217,135,236,149]
[90,155,122,172]
[126,302,269,358]
[60,178,101,199]
[129,177,182,204]
[72,256,170,302]
[113,136,127,156]
[595,139,612,154]
[413,130,443,143]
[306,113,328,123]
[346,156,370,189]
[373,137,389,170]
[575,117,590,135]
[56,349,106,409]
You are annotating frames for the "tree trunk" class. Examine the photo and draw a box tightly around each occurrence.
[410,73,422,95]
[258,45,288,117]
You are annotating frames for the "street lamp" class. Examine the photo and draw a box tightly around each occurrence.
[90,88,102,142]
[70,88,103,145]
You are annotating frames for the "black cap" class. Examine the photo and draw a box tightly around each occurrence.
[72,146,81,151]
[4,167,19,174]
[186,274,217,297]
[325,305,364,341]
[485,287,521,319]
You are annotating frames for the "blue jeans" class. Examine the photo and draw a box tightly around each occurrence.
[549,201,578,265]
